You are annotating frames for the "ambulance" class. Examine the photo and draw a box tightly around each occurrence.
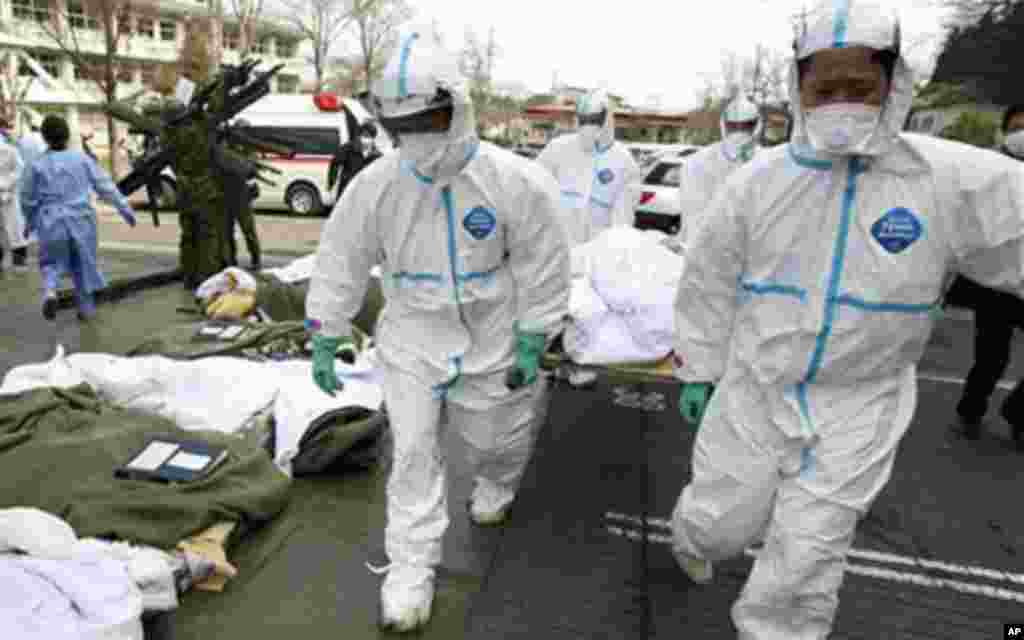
[231,92,393,215]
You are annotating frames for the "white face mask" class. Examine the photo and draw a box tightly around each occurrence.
[723,131,755,162]
[1005,130,1024,158]
[804,103,882,155]
[399,131,475,180]
[578,125,600,150]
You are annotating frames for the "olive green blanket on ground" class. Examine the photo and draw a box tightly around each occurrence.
[0,384,291,549]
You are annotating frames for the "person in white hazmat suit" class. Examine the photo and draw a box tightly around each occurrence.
[536,89,642,247]
[669,1,1024,638]
[304,32,570,632]
[0,136,26,273]
[665,94,761,253]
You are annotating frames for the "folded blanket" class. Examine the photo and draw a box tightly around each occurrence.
[0,384,291,549]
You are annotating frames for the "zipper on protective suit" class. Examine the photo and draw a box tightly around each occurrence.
[794,156,867,476]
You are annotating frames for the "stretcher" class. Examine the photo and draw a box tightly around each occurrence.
[541,339,676,384]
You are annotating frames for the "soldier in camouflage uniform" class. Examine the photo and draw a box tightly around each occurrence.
[221,120,261,270]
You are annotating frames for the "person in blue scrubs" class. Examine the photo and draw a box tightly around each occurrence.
[21,115,136,321]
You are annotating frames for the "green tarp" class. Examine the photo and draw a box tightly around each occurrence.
[0,384,291,549]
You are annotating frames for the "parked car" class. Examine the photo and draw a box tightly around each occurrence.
[627,157,685,235]
[626,143,701,168]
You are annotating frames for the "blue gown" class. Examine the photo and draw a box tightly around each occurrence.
[20,150,135,312]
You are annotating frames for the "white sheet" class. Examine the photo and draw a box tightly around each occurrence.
[0,346,385,476]
[0,507,185,640]
[563,227,683,364]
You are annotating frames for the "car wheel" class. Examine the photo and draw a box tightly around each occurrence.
[285,183,323,216]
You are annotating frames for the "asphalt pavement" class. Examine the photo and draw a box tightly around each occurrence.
[1,224,1023,639]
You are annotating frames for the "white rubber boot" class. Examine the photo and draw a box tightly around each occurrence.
[379,565,435,632]
[469,477,514,526]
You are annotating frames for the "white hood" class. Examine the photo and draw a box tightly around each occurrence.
[373,31,479,182]
[789,0,914,160]
[576,89,615,152]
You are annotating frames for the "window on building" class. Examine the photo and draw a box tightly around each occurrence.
[140,63,156,86]
[74,59,98,82]
[159,19,176,41]
[37,52,61,79]
[224,29,239,50]
[116,13,132,37]
[12,0,49,23]
[276,75,299,94]
[276,39,297,58]
[116,63,134,83]
[136,17,154,39]
[68,1,98,30]
[17,52,61,79]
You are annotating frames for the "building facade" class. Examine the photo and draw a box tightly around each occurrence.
[0,0,305,152]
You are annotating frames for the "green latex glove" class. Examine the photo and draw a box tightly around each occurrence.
[679,382,714,426]
[311,334,352,396]
[506,329,547,390]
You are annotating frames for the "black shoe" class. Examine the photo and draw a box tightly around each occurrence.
[42,297,58,321]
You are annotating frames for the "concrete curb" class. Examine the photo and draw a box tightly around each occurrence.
[99,241,314,258]
[53,249,304,311]
[55,267,183,310]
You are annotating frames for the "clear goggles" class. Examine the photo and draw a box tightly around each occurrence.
[375,88,454,135]
[577,109,607,128]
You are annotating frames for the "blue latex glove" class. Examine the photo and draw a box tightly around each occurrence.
[505,328,547,390]
[122,210,137,227]
[679,382,714,426]
[311,334,352,396]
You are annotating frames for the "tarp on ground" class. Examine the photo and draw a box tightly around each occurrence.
[0,384,290,549]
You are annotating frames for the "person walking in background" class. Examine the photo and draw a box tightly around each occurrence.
[21,115,136,322]
[948,103,1024,449]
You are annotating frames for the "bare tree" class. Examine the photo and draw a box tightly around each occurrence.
[0,52,36,129]
[226,0,267,58]
[347,0,413,92]
[281,0,366,91]
[460,26,500,133]
[744,44,788,107]
[40,0,133,175]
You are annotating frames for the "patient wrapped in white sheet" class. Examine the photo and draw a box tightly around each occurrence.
[563,227,683,365]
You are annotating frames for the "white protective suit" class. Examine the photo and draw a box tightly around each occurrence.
[673,95,762,250]
[536,89,642,247]
[670,2,1024,639]
[0,138,26,255]
[305,31,570,630]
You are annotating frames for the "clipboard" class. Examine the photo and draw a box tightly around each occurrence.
[193,322,248,342]
[115,437,230,483]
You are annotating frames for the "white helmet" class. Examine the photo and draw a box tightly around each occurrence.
[576,89,615,151]
[789,0,911,158]
[371,30,478,179]
[719,95,762,162]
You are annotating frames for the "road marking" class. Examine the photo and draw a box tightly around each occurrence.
[917,371,1018,392]
[604,512,1024,602]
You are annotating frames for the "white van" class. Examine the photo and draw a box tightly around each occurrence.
[232,92,393,215]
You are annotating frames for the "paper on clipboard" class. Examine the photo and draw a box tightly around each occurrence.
[166,450,211,471]
[125,441,179,471]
